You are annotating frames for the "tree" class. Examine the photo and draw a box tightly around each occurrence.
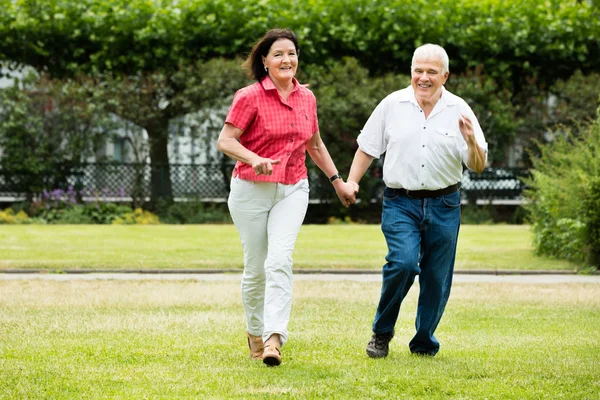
[302,58,409,206]
[1,0,598,189]
[444,68,519,166]
[0,73,117,200]
[92,58,249,205]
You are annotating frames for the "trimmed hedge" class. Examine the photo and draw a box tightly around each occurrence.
[1,0,598,89]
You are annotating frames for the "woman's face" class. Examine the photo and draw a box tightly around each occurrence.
[262,39,298,83]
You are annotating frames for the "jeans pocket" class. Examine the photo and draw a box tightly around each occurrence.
[441,191,461,208]
[383,187,400,200]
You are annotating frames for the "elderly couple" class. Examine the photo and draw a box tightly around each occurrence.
[217,29,487,366]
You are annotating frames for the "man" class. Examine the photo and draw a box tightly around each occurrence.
[346,44,487,357]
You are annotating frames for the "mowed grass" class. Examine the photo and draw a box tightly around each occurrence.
[0,224,577,271]
[0,279,598,399]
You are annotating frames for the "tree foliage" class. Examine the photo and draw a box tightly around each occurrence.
[301,58,408,205]
[1,0,598,84]
[89,58,250,203]
[549,70,600,128]
[0,0,598,203]
[445,70,519,165]
[0,73,116,199]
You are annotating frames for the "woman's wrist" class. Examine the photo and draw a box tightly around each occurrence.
[329,173,342,183]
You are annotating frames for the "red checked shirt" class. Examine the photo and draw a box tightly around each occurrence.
[225,76,318,184]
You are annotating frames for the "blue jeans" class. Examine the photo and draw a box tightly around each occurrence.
[372,187,461,355]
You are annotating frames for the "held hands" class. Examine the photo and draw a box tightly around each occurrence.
[333,180,359,208]
[251,157,280,176]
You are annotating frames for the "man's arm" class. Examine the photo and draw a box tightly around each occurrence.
[459,114,486,173]
[347,148,376,192]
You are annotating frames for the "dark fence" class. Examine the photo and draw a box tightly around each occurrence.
[460,167,531,204]
[0,163,530,205]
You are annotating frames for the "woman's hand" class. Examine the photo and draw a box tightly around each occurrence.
[333,180,359,207]
[251,157,280,176]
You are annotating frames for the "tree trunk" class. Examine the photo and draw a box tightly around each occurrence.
[146,120,173,209]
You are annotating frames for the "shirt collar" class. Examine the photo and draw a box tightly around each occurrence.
[398,85,458,107]
[260,76,300,92]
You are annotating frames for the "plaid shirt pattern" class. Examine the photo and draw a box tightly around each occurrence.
[225,76,318,184]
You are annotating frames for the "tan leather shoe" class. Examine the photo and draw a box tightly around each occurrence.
[246,331,264,360]
[262,344,282,366]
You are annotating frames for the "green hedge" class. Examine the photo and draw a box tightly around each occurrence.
[525,105,600,269]
[2,0,598,88]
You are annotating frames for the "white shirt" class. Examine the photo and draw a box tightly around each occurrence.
[357,86,488,191]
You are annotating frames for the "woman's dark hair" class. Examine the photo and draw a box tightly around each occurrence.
[242,29,299,81]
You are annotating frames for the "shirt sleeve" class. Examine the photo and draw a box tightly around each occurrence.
[225,89,257,131]
[310,91,319,134]
[356,97,389,159]
[459,102,488,168]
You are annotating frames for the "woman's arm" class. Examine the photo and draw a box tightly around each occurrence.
[217,123,280,176]
[306,131,357,207]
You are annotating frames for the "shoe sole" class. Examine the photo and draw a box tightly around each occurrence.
[263,356,281,366]
[366,349,388,358]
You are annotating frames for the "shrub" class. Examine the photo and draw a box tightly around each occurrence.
[581,177,600,266]
[112,208,160,225]
[525,109,600,269]
[158,201,231,224]
[460,206,495,225]
[53,206,96,224]
[326,216,358,225]
[27,187,159,224]
[0,208,33,224]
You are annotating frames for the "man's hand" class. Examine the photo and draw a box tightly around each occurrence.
[459,114,486,173]
[333,180,359,208]
[458,114,477,145]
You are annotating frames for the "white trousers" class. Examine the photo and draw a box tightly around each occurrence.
[227,177,309,346]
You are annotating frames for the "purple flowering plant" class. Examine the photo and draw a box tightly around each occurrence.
[31,185,133,224]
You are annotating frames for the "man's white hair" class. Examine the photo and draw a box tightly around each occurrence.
[411,44,449,74]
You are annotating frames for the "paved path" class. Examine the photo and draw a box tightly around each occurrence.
[2,273,600,284]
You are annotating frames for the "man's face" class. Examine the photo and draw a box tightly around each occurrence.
[411,57,449,104]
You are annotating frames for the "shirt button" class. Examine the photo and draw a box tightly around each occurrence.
[421,165,425,167]
[287,153,291,156]
[291,124,294,127]
[421,183,425,186]
[422,145,425,148]
[289,139,293,142]
[423,126,426,129]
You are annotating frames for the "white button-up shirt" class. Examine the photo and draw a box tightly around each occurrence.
[357,86,488,191]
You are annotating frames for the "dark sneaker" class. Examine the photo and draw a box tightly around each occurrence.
[366,331,394,358]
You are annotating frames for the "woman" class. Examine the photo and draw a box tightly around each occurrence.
[217,28,356,366]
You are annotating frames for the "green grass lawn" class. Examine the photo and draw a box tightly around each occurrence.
[0,279,598,399]
[0,224,578,271]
